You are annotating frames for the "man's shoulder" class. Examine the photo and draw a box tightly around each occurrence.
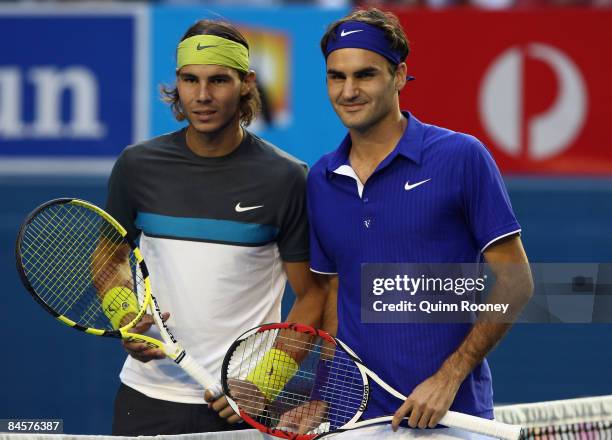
[421,121,482,148]
[247,131,307,175]
[420,120,489,160]
[127,128,182,151]
[111,130,183,175]
[308,150,336,180]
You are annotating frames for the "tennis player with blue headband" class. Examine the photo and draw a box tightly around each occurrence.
[323,20,413,77]
[299,7,532,438]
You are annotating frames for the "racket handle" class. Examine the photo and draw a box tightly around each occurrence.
[440,410,523,440]
[176,352,223,399]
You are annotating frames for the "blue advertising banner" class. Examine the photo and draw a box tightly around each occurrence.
[0,7,148,159]
[151,5,349,166]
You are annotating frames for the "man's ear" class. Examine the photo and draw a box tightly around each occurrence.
[395,62,408,92]
[241,70,257,96]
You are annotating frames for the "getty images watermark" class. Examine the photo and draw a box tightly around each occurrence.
[361,263,612,324]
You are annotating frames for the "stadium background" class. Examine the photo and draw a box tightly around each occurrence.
[1,2,611,435]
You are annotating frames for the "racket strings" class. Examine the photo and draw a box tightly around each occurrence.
[22,206,100,313]
[230,382,324,409]
[23,206,108,292]
[226,328,366,435]
[230,368,363,398]
[228,377,330,431]
[81,247,144,328]
[235,336,363,400]
[61,222,143,328]
[19,202,145,330]
[22,207,99,300]
[228,384,357,429]
[22,212,106,316]
[242,403,329,431]
[273,335,338,357]
[23,206,107,296]
[28,217,122,316]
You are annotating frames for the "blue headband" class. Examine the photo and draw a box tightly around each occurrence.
[324,21,405,65]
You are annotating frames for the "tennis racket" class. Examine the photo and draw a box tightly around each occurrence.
[16,197,222,398]
[222,322,523,440]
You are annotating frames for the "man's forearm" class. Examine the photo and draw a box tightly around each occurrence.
[283,262,330,329]
[438,321,512,382]
[320,276,338,336]
[438,265,533,382]
[285,285,328,329]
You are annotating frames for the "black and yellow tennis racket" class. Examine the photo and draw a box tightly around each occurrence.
[16,198,222,397]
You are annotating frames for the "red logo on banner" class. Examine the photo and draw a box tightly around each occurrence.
[479,43,587,161]
[395,9,612,175]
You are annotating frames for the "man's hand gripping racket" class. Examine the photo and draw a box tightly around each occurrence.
[15,198,223,399]
[221,323,524,440]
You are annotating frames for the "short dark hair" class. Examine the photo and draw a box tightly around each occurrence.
[320,8,410,73]
[160,19,261,126]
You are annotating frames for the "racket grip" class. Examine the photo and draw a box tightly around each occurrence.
[176,352,223,399]
[440,411,523,440]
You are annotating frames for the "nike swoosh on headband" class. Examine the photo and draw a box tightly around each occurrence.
[197,44,218,50]
[340,29,364,37]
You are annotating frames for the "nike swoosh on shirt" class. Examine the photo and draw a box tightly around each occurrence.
[340,29,364,37]
[235,203,264,212]
[404,179,431,191]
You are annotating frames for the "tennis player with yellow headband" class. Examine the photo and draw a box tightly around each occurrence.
[106,19,328,435]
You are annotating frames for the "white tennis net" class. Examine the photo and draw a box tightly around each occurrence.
[1,395,610,440]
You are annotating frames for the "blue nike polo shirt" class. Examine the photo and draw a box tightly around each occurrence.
[307,112,521,421]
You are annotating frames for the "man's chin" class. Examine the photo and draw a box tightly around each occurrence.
[339,117,370,131]
[335,109,370,130]
[188,113,238,136]
[188,120,224,136]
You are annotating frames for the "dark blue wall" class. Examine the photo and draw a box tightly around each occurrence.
[1,176,611,434]
[488,178,612,402]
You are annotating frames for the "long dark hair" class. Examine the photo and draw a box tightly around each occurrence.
[160,19,261,126]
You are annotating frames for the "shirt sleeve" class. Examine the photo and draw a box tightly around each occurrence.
[105,150,139,241]
[307,171,337,274]
[462,138,521,252]
[276,164,310,262]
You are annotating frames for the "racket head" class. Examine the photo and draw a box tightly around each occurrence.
[15,198,151,336]
[221,323,369,440]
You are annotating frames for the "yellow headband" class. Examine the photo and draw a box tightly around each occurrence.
[177,35,249,73]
